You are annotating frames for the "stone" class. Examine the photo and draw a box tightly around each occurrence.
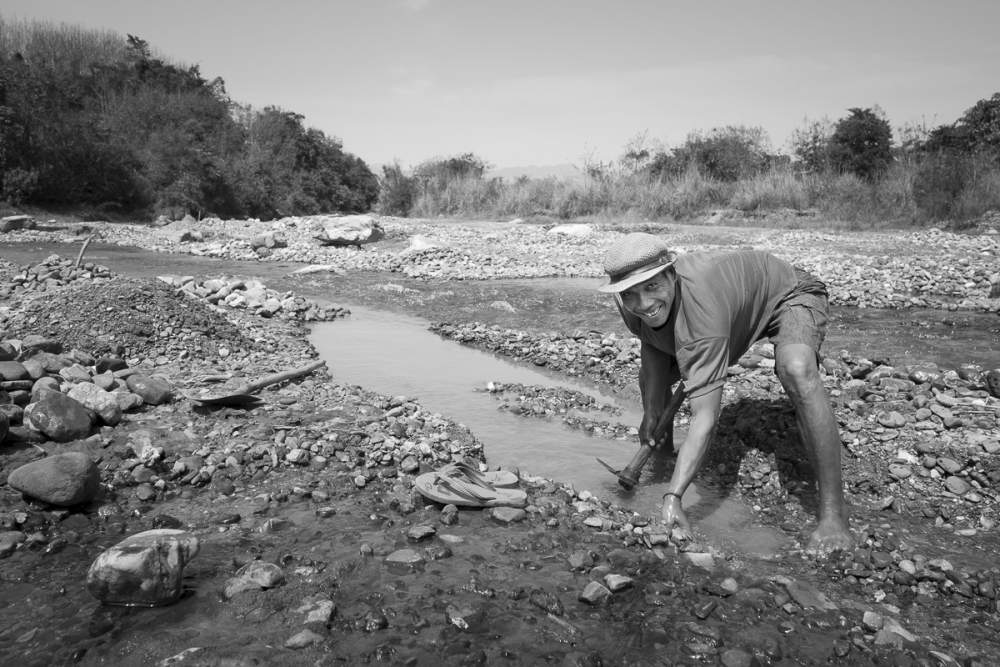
[944,476,971,495]
[95,356,128,374]
[285,629,324,649]
[250,231,287,250]
[86,529,200,607]
[21,335,62,355]
[115,392,145,412]
[316,214,384,247]
[888,463,912,480]
[0,214,34,232]
[877,411,907,428]
[223,561,285,598]
[0,530,26,557]
[985,369,1000,399]
[125,374,173,405]
[67,382,123,426]
[784,579,838,610]
[7,452,100,506]
[0,361,30,381]
[446,603,486,631]
[547,223,593,237]
[23,393,92,442]
[406,524,437,541]
[603,573,633,592]
[683,552,715,569]
[936,456,963,474]
[578,581,612,604]
[488,507,527,524]
[384,548,425,568]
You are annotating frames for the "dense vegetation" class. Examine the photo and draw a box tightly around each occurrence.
[0,18,378,220]
[3,17,998,229]
[381,101,1000,228]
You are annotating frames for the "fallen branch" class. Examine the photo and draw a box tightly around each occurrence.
[74,234,95,270]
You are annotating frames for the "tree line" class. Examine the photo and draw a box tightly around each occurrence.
[378,97,1000,226]
[0,19,378,220]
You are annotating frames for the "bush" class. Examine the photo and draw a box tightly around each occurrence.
[1,167,38,205]
[828,108,893,181]
[730,168,811,212]
[376,163,418,216]
[650,126,772,182]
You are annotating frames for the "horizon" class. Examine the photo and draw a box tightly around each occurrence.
[3,1,999,172]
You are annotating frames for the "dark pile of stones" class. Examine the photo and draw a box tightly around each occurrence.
[0,254,114,301]
[2,274,253,361]
[430,322,640,390]
[158,275,349,322]
[480,381,635,440]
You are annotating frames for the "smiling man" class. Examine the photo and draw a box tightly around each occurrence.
[599,232,852,554]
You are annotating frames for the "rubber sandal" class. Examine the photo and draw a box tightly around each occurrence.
[439,461,520,488]
[414,468,527,508]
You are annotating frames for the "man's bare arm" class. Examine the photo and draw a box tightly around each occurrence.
[638,342,679,448]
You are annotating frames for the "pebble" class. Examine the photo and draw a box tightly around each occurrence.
[578,581,612,605]
[284,629,324,649]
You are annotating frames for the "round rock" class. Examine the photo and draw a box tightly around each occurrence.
[7,452,100,506]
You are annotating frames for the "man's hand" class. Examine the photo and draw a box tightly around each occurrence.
[640,410,668,448]
[661,494,691,540]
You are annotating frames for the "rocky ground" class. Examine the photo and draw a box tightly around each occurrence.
[1,215,1000,666]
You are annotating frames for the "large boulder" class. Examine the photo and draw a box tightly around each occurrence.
[547,223,593,237]
[23,392,93,442]
[87,529,200,607]
[7,452,100,506]
[250,231,288,250]
[0,215,35,233]
[315,215,384,247]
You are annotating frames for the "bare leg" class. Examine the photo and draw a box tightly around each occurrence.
[775,342,852,554]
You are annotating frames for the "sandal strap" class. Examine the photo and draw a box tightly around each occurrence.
[435,473,496,502]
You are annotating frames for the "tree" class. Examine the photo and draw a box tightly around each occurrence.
[922,92,1000,162]
[648,126,772,181]
[788,117,833,174]
[828,107,893,180]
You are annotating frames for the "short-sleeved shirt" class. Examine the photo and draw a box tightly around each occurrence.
[616,250,800,398]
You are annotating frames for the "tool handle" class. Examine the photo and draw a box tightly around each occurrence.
[239,360,327,393]
[645,386,687,447]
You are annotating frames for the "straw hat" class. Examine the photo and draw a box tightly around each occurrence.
[598,232,676,293]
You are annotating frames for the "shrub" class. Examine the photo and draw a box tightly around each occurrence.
[650,126,772,182]
[377,163,418,216]
[730,168,811,211]
[1,167,38,205]
[828,108,893,181]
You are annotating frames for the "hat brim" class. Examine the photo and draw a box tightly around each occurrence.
[597,262,672,293]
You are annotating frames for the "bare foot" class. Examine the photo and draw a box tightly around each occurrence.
[806,516,853,555]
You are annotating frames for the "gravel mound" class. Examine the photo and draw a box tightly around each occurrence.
[2,275,253,360]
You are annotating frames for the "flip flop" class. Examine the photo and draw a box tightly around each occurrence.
[414,468,527,508]
[438,461,520,488]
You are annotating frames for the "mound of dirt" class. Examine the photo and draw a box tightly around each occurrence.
[2,275,253,360]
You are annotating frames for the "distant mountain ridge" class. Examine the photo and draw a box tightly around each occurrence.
[487,163,582,181]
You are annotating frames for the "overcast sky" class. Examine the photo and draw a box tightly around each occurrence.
[4,0,999,170]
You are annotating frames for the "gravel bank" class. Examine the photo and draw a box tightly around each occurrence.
[4,215,1000,311]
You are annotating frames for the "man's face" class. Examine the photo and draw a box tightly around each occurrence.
[619,270,674,328]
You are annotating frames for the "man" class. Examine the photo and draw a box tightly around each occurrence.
[599,232,852,554]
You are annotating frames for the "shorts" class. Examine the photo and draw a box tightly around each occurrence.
[764,268,829,353]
